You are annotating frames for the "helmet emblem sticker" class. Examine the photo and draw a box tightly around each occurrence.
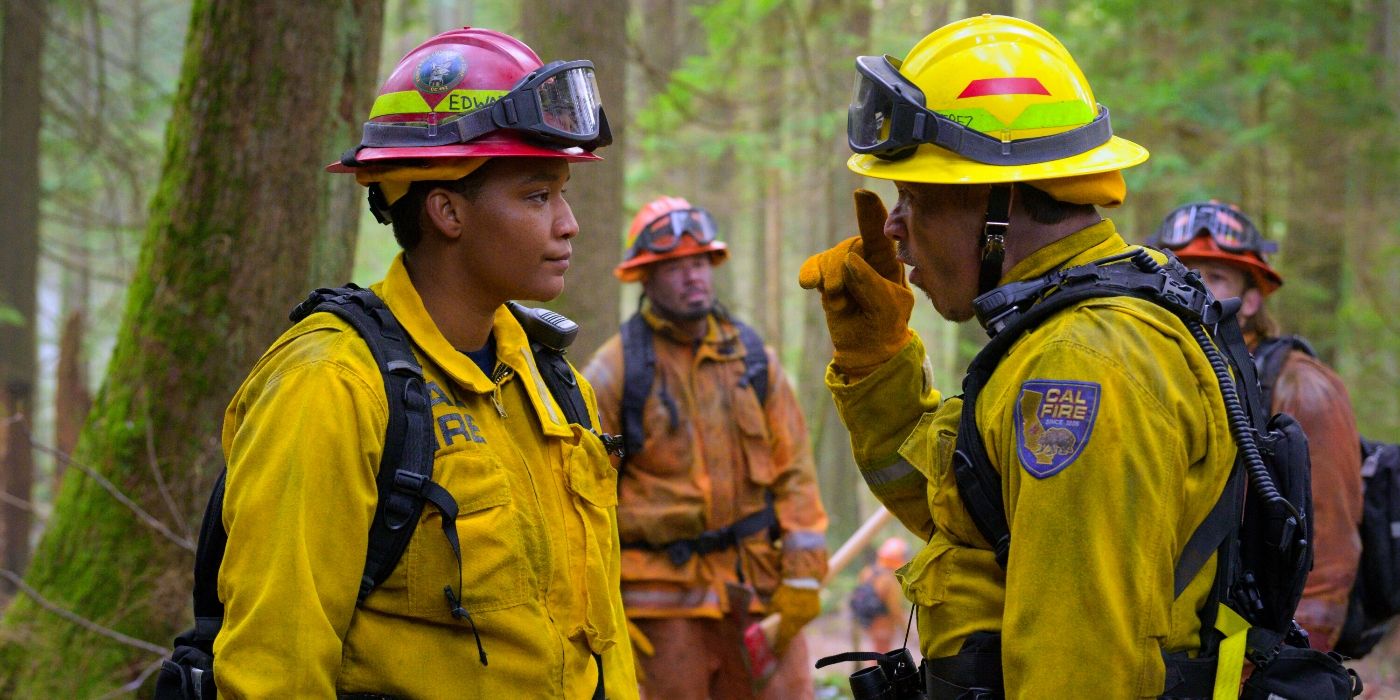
[414,50,466,94]
[957,77,1051,98]
[1014,380,1100,478]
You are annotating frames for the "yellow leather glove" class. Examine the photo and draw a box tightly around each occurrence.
[798,189,914,374]
[627,619,653,683]
[770,582,822,654]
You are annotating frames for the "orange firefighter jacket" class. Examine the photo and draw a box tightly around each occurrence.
[828,222,1237,697]
[583,304,828,619]
[1264,345,1364,649]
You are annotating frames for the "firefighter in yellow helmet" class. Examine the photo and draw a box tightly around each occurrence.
[207,28,637,698]
[800,15,1239,696]
[584,196,828,699]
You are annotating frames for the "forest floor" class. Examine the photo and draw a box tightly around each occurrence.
[804,609,1400,699]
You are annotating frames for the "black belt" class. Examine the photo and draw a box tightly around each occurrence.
[622,503,776,566]
[919,645,1215,699]
[922,651,1004,700]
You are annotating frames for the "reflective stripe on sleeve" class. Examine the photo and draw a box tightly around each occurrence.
[782,531,827,551]
[621,587,720,610]
[860,457,917,488]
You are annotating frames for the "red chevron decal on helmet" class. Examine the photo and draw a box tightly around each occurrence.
[958,77,1051,98]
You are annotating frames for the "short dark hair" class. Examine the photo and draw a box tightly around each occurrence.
[1014,182,1095,225]
[389,162,494,250]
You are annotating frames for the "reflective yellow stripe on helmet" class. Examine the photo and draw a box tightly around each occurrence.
[368,89,509,119]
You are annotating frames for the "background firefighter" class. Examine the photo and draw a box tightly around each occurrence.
[1148,201,1365,651]
[584,196,828,699]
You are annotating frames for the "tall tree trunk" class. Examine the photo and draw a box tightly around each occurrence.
[522,0,628,358]
[54,309,92,484]
[0,1,383,694]
[0,0,46,595]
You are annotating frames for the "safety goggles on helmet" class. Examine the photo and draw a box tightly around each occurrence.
[1150,202,1277,257]
[358,59,611,152]
[628,208,718,255]
[847,54,1114,164]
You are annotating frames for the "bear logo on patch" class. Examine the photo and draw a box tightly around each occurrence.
[414,50,466,94]
[1014,380,1101,478]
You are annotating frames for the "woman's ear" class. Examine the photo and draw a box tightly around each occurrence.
[424,187,465,241]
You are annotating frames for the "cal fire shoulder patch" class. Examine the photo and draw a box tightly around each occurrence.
[1014,380,1101,478]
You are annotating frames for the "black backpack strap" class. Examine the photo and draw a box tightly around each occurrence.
[1252,335,1316,410]
[293,287,445,603]
[505,302,608,440]
[619,313,655,464]
[949,252,1240,590]
[734,320,770,405]
[189,472,230,648]
[185,286,448,656]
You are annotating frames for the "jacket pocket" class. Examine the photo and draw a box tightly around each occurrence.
[564,426,621,654]
[406,451,529,618]
[734,387,775,485]
[898,539,956,608]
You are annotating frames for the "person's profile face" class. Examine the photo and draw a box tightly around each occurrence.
[451,158,579,303]
[884,181,986,322]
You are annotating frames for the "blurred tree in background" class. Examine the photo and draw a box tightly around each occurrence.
[0,0,382,694]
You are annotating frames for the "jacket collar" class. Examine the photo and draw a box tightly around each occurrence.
[374,254,572,436]
[639,299,746,362]
[1001,218,1125,285]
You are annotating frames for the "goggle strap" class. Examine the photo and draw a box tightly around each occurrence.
[931,107,1114,167]
[358,107,498,149]
[978,185,1012,295]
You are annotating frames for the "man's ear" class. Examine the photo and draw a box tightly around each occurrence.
[1240,286,1264,320]
[424,187,465,241]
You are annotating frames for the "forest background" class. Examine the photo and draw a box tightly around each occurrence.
[1,0,1398,696]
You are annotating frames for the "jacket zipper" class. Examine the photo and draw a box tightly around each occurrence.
[489,363,512,418]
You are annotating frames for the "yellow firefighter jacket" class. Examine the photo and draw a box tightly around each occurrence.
[828,221,1237,698]
[583,305,828,619]
[214,254,638,698]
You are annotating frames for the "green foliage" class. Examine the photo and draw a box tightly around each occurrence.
[0,305,22,328]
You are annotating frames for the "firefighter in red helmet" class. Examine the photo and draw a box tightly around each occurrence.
[211,28,637,698]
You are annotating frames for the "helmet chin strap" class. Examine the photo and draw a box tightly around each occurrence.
[978,184,1013,295]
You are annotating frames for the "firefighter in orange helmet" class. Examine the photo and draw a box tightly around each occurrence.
[584,196,829,699]
[1149,201,1364,652]
[209,27,637,698]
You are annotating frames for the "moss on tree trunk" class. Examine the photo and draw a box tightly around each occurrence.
[0,1,382,694]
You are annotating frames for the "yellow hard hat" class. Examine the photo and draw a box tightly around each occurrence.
[846,15,1148,185]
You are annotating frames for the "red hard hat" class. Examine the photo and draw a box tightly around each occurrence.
[614,196,729,282]
[327,27,600,172]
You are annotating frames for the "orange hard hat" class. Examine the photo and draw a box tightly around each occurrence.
[1148,201,1283,296]
[877,537,909,569]
[614,196,729,282]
